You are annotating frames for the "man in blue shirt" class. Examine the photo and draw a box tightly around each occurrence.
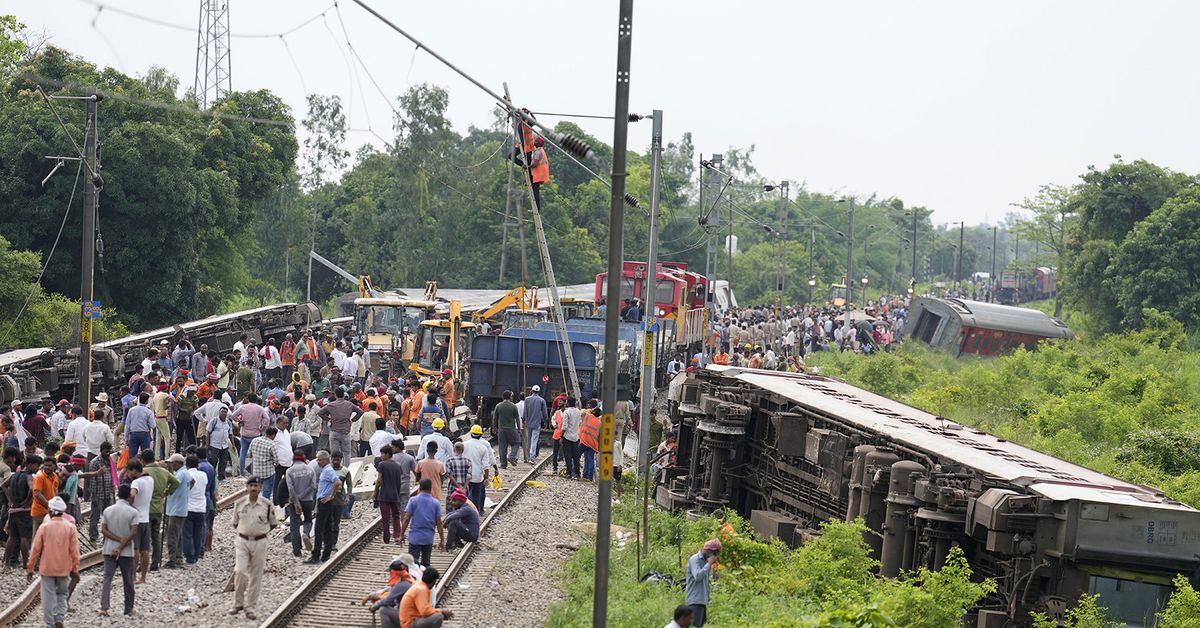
[399,478,443,568]
[163,453,191,569]
[305,450,342,564]
[124,394,156,458]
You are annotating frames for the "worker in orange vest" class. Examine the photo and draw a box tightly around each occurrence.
[550,408,564,475]
[713,346,731,366]
[439,369,457,410]
[529,137,550,211]
[578,401,602,481]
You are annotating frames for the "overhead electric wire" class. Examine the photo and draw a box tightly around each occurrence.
[72,0,334,39]
[0,161,83,348]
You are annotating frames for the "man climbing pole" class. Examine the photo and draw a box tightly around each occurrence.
[530,136,550,211]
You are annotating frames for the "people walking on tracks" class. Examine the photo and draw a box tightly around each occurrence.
[399,478,443,567]
[331,451,355,518]
[364,558,415,628]
[462,425,496,512]
[286,451,316,557]
[414,441,446,503]
[399,566,454,628]
[30,454,59,539]
[230,475,278,620]
[523,385,548,462]
[3,454,37,568]
[248,427,279,498]
[124,393,155,459]
[27,495,79,628]
[272,417,294,513]
[80,441,116,541]
[232,393,271,477]
[124,459,153,584]
[317,388,362,464]
[494,391,521,469]
[163,453,189,569]
[139,449,180,572]
[418,418,453,465]
[306,450,342,564]
[560,398,582,480]
[182,454,209,564]
[443,488,478,551]
[374,444,415,544]
[665,605,695,628]
[99,483,138,617]
[685,539,721,627]
[444,442,470,505]
[204,405,233,479]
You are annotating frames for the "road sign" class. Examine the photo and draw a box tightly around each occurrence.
[82,300,103,319]
[642,316,659,333]
[598,412,615,480]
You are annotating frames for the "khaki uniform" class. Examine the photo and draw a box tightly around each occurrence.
[232,496,278,610]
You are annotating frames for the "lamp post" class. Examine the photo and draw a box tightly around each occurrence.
[860,273,869,304]
[764,181,790,314]
[807,276,817,307]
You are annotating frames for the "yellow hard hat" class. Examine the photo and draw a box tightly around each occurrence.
[470,424,483,435]
[432,418,445,429]
[423,381,434,391]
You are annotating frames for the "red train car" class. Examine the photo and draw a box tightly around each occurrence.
[904,297,1073,357]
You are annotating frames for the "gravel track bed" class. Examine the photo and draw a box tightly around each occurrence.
[12,476,389,627]
[444,470,598,628]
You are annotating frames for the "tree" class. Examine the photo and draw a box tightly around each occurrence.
[1013,184,1075,315]
[1110,188,1200,329]
[300,94,349,191]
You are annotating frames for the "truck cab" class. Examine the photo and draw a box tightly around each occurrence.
[353,297,437,377]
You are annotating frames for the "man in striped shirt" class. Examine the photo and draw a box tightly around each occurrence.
[248,428,279,498]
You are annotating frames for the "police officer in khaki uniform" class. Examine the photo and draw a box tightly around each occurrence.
[230,475,277,620]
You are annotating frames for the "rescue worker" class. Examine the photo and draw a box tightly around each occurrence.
[438,369,457,410]
[230,475,278,620]
[578,401,602,481]
[529,137,550,211]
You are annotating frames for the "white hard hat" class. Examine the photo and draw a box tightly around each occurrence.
[531,385,540,392]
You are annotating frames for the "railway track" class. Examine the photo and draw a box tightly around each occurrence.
[0,484,251,626]
[260,454,553,628]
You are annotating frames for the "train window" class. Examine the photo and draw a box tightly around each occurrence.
[1088,576,1171,627]
[913,312,942,344]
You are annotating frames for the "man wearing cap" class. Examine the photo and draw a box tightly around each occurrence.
[524,385,548,462]
[363,558,415,628]
[27,495,79,628]
[285,451,316,557]
[494,391,521,469]
[163,453,191,569]
[438,369,457,409]
[99,483,138,617]
[230,475,278,619]
[685,539,721,627]
[462,425,496,512]
[443,489,478,551]
[418,418,453,465]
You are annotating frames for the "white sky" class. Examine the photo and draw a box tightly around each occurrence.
[10,0,1200,227]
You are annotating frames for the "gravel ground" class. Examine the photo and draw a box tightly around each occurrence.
[443,469,598,628]
[13,475,380,627]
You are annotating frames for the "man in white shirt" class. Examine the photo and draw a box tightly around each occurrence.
[82,414,114,461]
[260,340,283,383]
[182,455,209,564]
[330,344,347,372]
[272,417,294,512]
[49,401,70,439]
[193,396,227,426]
[343,351,360,385]
[462,425,496,512]
[64,406,91,456]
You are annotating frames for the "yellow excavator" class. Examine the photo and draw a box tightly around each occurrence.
[470,285,547,330]
[410,299,475,381]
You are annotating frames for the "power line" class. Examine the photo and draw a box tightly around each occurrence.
[0,161,83,348]
[73,0,334,38]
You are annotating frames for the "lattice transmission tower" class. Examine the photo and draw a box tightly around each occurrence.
[194,0,232,108]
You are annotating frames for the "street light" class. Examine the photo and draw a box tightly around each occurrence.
[807,275,817,307]
[860,273,869,304]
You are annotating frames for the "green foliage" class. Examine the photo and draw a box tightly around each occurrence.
[547,504,990,627]
[1158,575,1200,628]
[1030,595,1122,628]
[0,15,25,79]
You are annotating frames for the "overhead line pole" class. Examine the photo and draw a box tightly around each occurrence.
[639,110,662,559]
[79,89,100,407]
[595,1,635,624]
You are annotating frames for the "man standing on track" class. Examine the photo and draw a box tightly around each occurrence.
[523,385,548,463]
[27,496,79,628]
[398,478,443,569]
[99,483,138,617]
[560,398,582,480]
[374,444,414,545]
[230,475,278,621]
[494,391,520,469]
[306,451,341,565]
[317,388,363,464]
[461,425,496,512]
[286,451,316,557]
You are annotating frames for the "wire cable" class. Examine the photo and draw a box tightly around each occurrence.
[72,0,334,39]
[0,161,83,348]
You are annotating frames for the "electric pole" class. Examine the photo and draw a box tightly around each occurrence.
[639,109,662,559]
[808,225,815,306]
[595,1,634,623]
[79,89,101,406]
[957,220,964,293]
[727,190,734,282]
[911,209,919,291]
[775,181,789,314]
[194,0,233,109]
[846,198,856,305]
[990,225,997,302]
[499,156,514,282]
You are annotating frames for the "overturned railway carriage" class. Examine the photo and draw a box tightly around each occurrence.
[0,302,321,404]
[905,297,1073,357]
[661,366,1199,626]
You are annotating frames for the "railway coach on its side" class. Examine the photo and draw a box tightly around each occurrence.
[904,297,1073,357]
[660,366,1200,626]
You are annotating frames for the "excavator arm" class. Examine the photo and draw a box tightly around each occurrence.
[471,285,540,323]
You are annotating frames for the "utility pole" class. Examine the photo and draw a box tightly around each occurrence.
[775,181,789,314]
[846,198,856,305]
[990,225,997,302]
[595,1,634,623]
[911,209,919,291]
[727,190,734,282]
[639,109,662,559]
[79,89,101,406]
[194,0,233,109]
[955,221,964,293]
[498,157,514,282]
[808,225,815,306]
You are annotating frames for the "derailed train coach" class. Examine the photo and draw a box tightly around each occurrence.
[659,366,1200,626]
[0,302,321,404]
[904,297,1073,357]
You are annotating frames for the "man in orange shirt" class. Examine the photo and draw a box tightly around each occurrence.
[30,456,60,538]
[528,137,550,211]
[27,496,80,628]
[399,566,453,628]
[438,370,457,410]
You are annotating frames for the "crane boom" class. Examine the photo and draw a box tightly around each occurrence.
[308,250,383,298]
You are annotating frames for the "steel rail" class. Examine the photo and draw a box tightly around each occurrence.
[0,485,251,626]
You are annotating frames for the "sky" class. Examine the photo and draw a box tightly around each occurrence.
[9,0,1200,227]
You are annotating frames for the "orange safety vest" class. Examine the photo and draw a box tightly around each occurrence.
[441,378,457,409]
[403,390,423,429]
[531,147,550,184]
[579,411,601,452]
[551,410,564,440]
[517,122,535,154]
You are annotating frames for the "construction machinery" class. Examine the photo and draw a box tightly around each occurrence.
[469,285,546,330]
[829,281,850,308]
[410,299,475,382]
